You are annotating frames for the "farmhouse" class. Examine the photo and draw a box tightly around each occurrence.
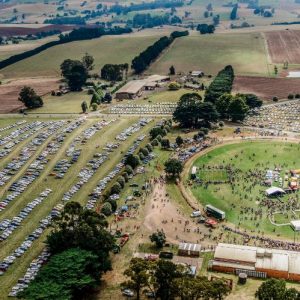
[211,243,300,281]
[115,75,170,100]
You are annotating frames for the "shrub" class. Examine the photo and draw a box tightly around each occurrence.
[273,96,279,102]
[111,182,122,195]
[125,165,133,175]
[122,172,129,182]
[199,127,209,134]
[101,202,112,216]
[295,94,300,99]
[117,176,125,188]
[146,143,153,152]
[151,139,159,146]
[140,147,149,156]
[139,152,145,160]
[288,94,294,99]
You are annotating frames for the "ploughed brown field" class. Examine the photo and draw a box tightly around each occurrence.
[0,77,59,113]
[265,30,300,64]
[233,76,300,101]
[0,25,74,37]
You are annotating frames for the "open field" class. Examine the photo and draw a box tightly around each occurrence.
[0,29,171,79]
[233,75,300,100]
[0,77,60,113]
[189,141,300,238]
[149,32,270,76]
[265,30,300,64]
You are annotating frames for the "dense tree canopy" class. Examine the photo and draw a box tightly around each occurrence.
[18,86,43,109]
[60,59,88,91]
[19,248,101,300]
[173,93,219,128]
[164,158,183,178]
[227,96,249,121]
[46,202,114,273]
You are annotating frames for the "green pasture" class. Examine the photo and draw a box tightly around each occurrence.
[189,141,300,238]
[0,32,166,79]
[149,32,270,76]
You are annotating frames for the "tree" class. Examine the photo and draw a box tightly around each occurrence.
[101,202,112,216]
[111,182,122,195]
[169,65,175,75]
[101,64,125,81]
[19,248,101,300]
[60,59,88,91]
[150,127,165,140]
[274,65,278,75]
[81,101,88,113]
[161,139,170,149]
[173,93,204,128]
[255,279,289,300]
[122,258,152,300]
[164,158,183,178]
[242,93,263,109]
[209,278,231,300]
[18,86,43,109]
[176,136,184,146]
[215,93,232,118]
[82,52,94,70]
[227,96,249,122]
[204,11,209,18]
[213,14,220,26]
[46,202,114,273]
[125,154,140,169]
[149,230,166,248]
[154,259,179,300]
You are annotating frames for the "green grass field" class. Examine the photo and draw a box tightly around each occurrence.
[189,141,300,238]
[149,32,270,76]
[0,31,167,79]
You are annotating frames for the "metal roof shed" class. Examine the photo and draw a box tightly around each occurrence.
[178,242,201,257]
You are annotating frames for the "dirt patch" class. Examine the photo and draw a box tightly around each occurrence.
[143,182,211,246]
[233,75,300,101]
[265,30,300,64]
[0,77,60,113]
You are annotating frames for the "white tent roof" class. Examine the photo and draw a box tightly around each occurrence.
[265,187,285,196]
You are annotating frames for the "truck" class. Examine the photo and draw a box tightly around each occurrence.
[205,204,225,220]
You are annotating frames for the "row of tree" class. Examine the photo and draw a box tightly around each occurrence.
[131,31,188,73]
[122,258,231,300]
[197,23,215,34]
[129,13,182,28]
[109,0,184,15]
[204,65,235,103]
[19,202,115,299]
[0,26,131,70]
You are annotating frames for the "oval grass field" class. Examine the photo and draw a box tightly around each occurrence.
[189,141,300,239]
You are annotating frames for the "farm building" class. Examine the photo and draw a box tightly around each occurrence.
[211,243,300,281]
[178,242,201,257]
[115,75,170,100]
[115,80,145,100]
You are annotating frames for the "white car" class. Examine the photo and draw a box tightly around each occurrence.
[190,210,201,218]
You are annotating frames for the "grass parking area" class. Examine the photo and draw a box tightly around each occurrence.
[0,115,156,297]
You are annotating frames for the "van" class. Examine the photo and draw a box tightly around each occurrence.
[190,210,201,218]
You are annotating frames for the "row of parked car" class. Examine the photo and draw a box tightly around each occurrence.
[116,118,152,142]
[0,120,26,134]
[0,189,52,242]
[8,248,51,297]
[1,202,64,278]
[0,119,84,211]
